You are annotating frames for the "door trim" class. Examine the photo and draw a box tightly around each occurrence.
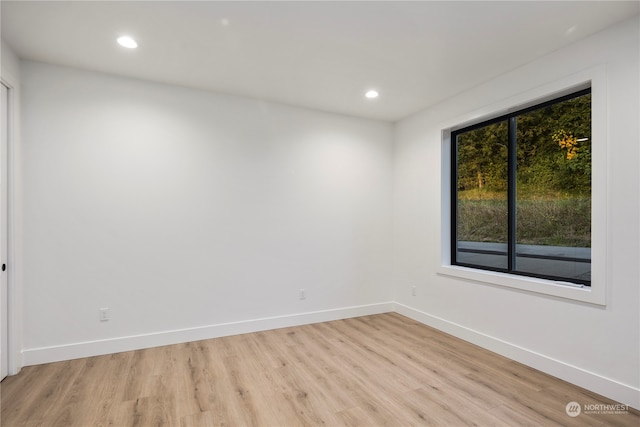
[0,82,8,380]
[1,76,21,376]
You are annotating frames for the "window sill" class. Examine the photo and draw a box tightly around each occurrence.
[436,265,605,306]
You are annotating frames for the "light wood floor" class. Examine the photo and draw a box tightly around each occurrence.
[1,313,638,427]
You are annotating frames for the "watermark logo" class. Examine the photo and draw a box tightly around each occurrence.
[565,401,630,417]
[565,401,581,417]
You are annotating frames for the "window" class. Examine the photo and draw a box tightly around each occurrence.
[451,89,591,286]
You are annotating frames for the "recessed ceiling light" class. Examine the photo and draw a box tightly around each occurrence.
[365,90,379,99]
[117,36,138,49]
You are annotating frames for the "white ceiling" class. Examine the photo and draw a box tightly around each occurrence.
[2,1,638,122]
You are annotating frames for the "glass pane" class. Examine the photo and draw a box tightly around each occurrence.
[455,120,509,270]
[515,93,591,283]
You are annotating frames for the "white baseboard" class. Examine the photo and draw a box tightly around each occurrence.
[393,302,640,410]
[22,302,394,367]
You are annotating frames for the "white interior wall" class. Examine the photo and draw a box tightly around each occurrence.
[1,40,20,82]
[20,61,394,363]
[393,17,639,408]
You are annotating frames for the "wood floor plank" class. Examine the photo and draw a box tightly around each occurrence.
[1,359,85,426]
[401,386,500,426]
[335,405,386,427]
[2,313,638,427]
[489,401,566,427]
[282,337,359,412]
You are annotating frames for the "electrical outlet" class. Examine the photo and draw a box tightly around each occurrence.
[99,307,110,322]
[299,289,306,300]
[412,286,417,296]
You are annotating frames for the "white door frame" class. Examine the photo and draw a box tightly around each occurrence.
[0,82,8,380]
[0,76,20,377]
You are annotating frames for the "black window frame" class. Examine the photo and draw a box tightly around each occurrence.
[450,88,592,286]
